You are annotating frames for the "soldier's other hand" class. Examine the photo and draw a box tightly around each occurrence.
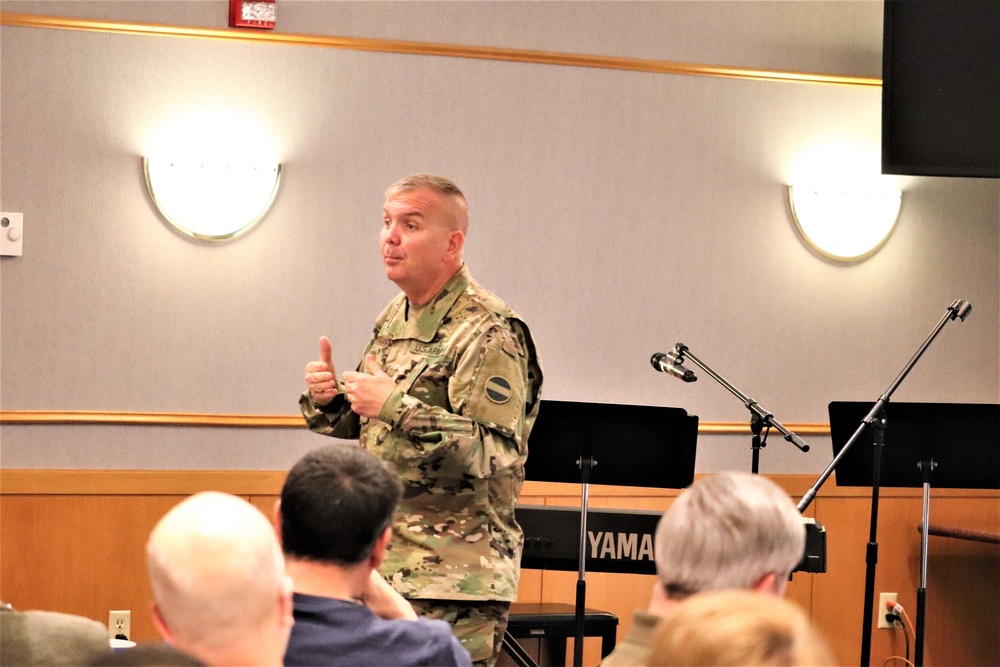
[343,354,396,419]
[304,336,338,406]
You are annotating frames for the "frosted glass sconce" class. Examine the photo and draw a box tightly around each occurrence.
[143,158,281,241]
[788,185,901,262]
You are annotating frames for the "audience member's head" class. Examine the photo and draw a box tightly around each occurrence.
[146,491,293,667]
[279,443,402,567]
[646,589,834,666]
[653,472,804,608]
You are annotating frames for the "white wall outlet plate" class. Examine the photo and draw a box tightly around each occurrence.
[878,592,898,629]
[1,212,23,256]
[108,609,131,640]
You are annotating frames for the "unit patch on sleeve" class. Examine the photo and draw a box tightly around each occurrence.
[465,347,526,434]
[485,376,512,404]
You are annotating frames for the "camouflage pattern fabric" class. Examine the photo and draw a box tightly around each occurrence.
[409,599,510,667]
[300,265,543,603]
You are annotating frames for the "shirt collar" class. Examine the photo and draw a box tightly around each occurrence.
[390,265,471,343]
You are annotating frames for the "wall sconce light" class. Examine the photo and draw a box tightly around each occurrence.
[788,185,902,262]
[143,158,282,241]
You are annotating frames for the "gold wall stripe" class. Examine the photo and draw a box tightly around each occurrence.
[0,12,880,88]
[0,410,303,427]
[0,410,830,435]
[700,421,830,436]
[0,469,287,495]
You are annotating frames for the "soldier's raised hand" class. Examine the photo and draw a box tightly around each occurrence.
[304,336,338,406]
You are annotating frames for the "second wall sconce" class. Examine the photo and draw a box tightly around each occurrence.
[788,185,902,262]
[144,158,282,241]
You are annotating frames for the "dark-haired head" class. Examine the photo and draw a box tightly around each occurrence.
[280,444,402,565]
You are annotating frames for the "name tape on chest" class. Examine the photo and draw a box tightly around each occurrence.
[413,343,446,356]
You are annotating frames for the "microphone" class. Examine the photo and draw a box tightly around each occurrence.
[650,352,697,382]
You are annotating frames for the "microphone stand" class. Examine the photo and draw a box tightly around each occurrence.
[795,299,972,666]
[671,343,809,473]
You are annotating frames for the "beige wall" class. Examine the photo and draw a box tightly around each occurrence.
[2,1,997,475]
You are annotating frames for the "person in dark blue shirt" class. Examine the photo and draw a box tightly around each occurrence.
[278,444,471,667]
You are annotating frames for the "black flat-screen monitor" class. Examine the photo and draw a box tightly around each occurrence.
[524,399,698,489]
[881,0,1000,178]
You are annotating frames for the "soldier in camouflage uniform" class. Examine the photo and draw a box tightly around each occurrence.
[301,174,543,667]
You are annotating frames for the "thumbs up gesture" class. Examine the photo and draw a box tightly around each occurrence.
[343,354,396,419]
[304,336,339,406]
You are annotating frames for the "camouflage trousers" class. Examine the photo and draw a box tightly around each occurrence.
[410,599,511,667]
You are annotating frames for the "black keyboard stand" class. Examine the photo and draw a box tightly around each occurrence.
[501,630,538,667]
[502,603,619,667]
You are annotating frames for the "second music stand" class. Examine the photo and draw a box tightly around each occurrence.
[829,400,1000,666]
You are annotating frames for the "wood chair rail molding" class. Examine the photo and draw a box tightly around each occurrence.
[0,409,830,435]
[0,12,880,88]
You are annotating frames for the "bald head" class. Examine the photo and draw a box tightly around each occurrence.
[146,492,291,665]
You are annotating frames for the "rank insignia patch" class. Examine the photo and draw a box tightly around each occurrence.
[485,376,512,404]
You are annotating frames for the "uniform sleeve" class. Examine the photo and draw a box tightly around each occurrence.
[375,323,533,478]
[298,382,361,439]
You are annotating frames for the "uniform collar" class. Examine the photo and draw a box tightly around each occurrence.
[388,265,471,343]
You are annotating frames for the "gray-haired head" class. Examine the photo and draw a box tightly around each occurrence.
[654,472,805,600]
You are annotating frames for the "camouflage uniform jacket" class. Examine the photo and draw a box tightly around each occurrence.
[300,265,543,602]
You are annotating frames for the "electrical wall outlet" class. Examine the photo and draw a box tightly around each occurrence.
[877,592,898,628]
[108,610,130,640]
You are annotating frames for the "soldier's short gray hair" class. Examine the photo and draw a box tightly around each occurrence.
[385,174,469,233]
[654,471,805,599]
[386,173,466,202]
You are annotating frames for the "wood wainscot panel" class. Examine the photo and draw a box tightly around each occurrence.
[812,489,1000,667]
[0,471,284,643]
[5,470,994,667]
[0,494,186,643]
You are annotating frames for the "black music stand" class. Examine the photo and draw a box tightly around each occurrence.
[511,399,698,667]
[829,401,1000,666]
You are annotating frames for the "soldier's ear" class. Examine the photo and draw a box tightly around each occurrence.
[445,229,465,260]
